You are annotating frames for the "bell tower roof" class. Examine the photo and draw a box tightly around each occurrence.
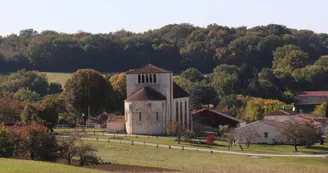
[126,64,171,74]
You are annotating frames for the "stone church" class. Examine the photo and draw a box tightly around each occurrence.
[123,64,192,135]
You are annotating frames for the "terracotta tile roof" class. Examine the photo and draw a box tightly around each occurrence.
[107,116,125,123]
[125,87,166,102]
[259,119,285,129]
[296,91,328,97]
[296,114,327,121]
[284,117,322,127]
[126,64,171,74]
[264,109,297,116]
[173,82,189,98]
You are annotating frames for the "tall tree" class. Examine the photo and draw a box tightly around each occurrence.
[64,69,112,124]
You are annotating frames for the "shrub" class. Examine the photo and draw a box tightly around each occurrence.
[206,135,216,145]
[18,123,58,161]
[0,124,15,158]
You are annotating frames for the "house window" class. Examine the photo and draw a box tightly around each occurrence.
[153,74,156,83]
[156,112,159,121]
[139,112,142,121]
[138,75,141,83]
[264,132,268,138]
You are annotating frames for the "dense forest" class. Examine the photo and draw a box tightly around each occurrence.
[1,24,328,73]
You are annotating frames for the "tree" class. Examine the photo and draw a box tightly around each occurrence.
[13,88,40,101]
[279,120,319,151]
[64,69,112,124]
[180,68,203,82]
[242,99,264,122]
[21,104,39,122]
[109,73,126,113]
[76,142,101,167]
[0,93,24,123]
[48,82,63,94]
[313,102,328,117]
[273,44,308,73]
[19,123,57,161]
[58,133,83,165]
[38,98,59,132]
[166,122,186,144]
[236,126,260,148]
[0,124,15,157]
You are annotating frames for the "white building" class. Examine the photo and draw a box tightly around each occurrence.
[124,64,192,135]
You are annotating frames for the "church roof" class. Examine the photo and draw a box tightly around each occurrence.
[125,87,166,102]
[126,64,171,74]
[173,82,190,98]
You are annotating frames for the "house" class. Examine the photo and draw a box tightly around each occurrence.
[264,109,297,122]
[235,114,324,144]
[294,91,328,113]
[106,115,125,133]
[234,119,283,144]
[123,64,192,135]
[193,108,246,132]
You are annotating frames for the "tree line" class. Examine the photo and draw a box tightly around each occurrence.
[1,24,328,74]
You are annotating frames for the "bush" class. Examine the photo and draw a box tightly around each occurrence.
[14,88,40,101]
[0,124,15,158]
[18,123,58,161]
[206,135,216,145]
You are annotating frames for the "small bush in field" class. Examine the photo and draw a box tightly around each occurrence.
[0,124,15,158]
[206,135,216,145]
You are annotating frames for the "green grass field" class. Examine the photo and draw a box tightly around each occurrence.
[44,72,73,86]
[83,134,328,155]
[90,141,328,173]
[54,128,105,133]
[0,159,102,173]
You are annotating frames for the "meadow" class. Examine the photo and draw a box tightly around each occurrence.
[91,141,328,173]
[79,134,328,155]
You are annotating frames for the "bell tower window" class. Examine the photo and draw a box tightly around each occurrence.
[146,74,149,83]
[142,75,145,83]
[153,74,156,83]
[138,75,141,83]
[149,74,153,83]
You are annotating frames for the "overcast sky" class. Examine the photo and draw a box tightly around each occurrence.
[1,0,327,36]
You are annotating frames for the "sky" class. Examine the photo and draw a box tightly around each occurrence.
[1,0,327,36]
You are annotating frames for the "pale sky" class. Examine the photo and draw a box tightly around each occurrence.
[1,0,327,36]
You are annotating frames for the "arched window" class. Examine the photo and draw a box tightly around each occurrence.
[142,75,145,83]
[156,112,159,121]
[176,101,179,121]
[146,74,149,83]
[138,75,141,83]
[153,74,156,83]
[180,102,183,125]
[149,74,153,83]
[139,112,142,121]
[185,100,187,128]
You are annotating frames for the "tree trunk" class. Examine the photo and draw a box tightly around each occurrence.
[31,152,35,160]
[294,140,298,152]
[67,158,71,165]
[177,136,181,144]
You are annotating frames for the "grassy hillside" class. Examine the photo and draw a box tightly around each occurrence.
[90,141,328,173]
[0,159,102,173]
[43,72,73,86]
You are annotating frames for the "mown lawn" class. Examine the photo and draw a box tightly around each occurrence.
[90,141,328,173]
[0,158,102,173]
[84,134,328,155]
[43,72,73,86]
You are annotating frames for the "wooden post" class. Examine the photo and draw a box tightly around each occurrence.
[108,138,110,143]
[96,137,98,142]
[156,144,159,148]
[144,141,145,146]
[169,145,171,149]
[131,140,134,145]
[182,146,184,150]
[211,150,213,154]
[93,130,95,135]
